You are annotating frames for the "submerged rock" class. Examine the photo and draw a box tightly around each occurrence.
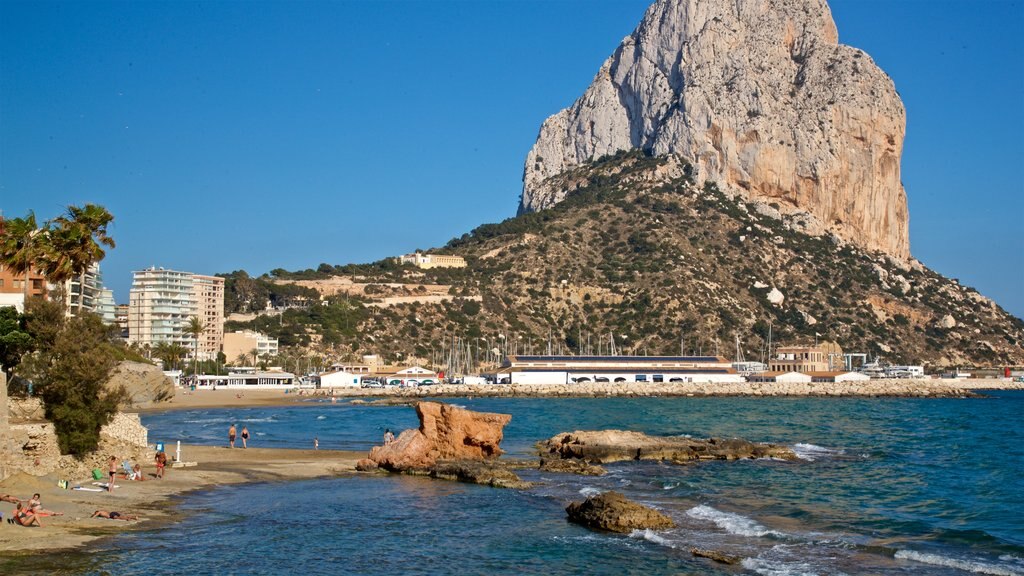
[538,457,607,476]
[691,547,741,565]
[540,430,795,464]
[428,459,531,489]
[565,491,674,533]
[368,402,512,471]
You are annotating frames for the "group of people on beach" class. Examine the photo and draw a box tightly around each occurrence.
[2,493,62,527]
[228,424,250,448]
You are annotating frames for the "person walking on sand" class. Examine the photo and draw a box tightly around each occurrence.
[314,437,319,450]
[154,451,167,479]
[228,424,237,448]
[384,429,395,445]
[241,426,250,449]
[107,456,118,491]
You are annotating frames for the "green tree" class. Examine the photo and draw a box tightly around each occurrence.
[185,316,206,375]
[0,211,44,298]
[51,204,116,315]
[0,306,33,379]
[153,342,188,371]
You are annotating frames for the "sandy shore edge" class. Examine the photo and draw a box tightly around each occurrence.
[0,445,366,556]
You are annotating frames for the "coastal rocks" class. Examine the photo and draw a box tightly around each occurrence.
[521,0,911,259]
[691,547,741,565]
[540,430,796,464]
[368,402,512,471]
[538,457,607,476]
[938,314,957,329]
[355,458,378,471]
[107,361,175,409]
[565,491,675,533]
[427,459,531,489]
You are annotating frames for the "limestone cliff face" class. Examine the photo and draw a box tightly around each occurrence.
[522,0,910,259]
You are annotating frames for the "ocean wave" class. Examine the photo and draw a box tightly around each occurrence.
[662,482,678,490]
[628,528,678,549]
[895,550,1024,576]
[791,443,844,461]
[578,486,602,497]
[686,505,786,538]
[316,415,327,420]
[740,558,823,576]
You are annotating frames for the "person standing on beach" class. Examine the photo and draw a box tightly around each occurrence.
[241,426,249,449]
[314,437,319,450]
[384,429,395,445]
[154,451,167,479]
[107,456,117,491]
[228,424,237,448]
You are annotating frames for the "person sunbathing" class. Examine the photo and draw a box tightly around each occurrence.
[91,510,139,521]
[27,493,63,517]
[0,494,21,504]
[10,503,42,527]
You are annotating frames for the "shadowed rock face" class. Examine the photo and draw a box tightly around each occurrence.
[522,0,910,259]
[566,491,675,533]
[540,430,795,464]
[368,402,512,471]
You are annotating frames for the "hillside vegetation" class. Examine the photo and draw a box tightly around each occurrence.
[226,151,1024,369]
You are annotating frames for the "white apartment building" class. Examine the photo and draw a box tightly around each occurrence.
[397,252,467,269]
[128,268,224,361]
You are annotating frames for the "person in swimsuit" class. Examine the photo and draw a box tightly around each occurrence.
[91,510,138,521]
[107,456,118,491]
[27,493,62,517]
[228,424,237,448]
[383,429,395,445]
[0,494,21,504]
[11,503,41,527]
[241,426,249,449]
[155,451,167,479]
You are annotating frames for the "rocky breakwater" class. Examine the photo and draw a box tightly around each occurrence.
[566,491,674,533]
[541,430,795,464]
[365,402,528,488]
[522,0,910,259]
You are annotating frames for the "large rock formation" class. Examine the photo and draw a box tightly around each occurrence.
[540,430,796,464]
[107,361,174,409]
[566,491,675,533]
[368,402,512,471]
[522,0,910,259]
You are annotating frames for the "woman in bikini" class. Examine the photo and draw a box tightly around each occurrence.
[241,426,250,448]
[27,493,63,517]
[11,503,41,527]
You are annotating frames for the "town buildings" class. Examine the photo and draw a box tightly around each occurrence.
[127,267,224,360]
[223,330,279,364]
[0,264,47,312]
[496,355,745,385]
[768,344,844,373]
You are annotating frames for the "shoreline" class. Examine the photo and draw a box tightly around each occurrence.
[0,445,365,556]
[139,378,1024,413]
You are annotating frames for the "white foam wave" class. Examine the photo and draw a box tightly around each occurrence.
[741,558,821,576]
[791,443,843,461]
[662,483,678,490]
[316,415,327,420]
[895,550,1024,576]
[686,505,785,538]
[578,486,602,497]
[628,528,678,549]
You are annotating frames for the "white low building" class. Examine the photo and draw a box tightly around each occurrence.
[193,372,296,388]
[746,371,812,384]
[317,370,362,388]
[807,371,871,383]
[496,355,746,385]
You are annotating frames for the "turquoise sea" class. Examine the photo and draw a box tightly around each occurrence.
[10,393,1024,575]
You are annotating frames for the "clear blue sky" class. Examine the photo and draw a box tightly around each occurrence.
[2,0,1022,318]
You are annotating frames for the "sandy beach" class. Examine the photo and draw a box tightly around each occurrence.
[0,445,364,555]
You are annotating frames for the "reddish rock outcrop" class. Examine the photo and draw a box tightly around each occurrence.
[368,402,512,472]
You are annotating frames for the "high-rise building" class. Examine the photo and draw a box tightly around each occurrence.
[128,268,224,360]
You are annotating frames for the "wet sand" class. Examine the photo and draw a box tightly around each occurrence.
[0,445,365,554]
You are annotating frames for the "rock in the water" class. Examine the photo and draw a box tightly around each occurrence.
[541,430,795,464]
[566,491,675,533]
[691,547,741,565]
[521,0,910,259]
[355,458,378,471]
[539,457,607,476]
[428,459,531,489]
[368,402,511,471]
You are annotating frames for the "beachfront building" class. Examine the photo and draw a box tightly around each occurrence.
[128,267,225,360]
[115,304,130,338]
[0,263,47,312]
[496,355,745,385]
[746,371,813,384]
[193,371,296,389]
[397,252,467,269]
[372,366,439,386]
[806,371,871,383]
[768,343,844,373]
[223,330,279,364]
[317,369,362,388]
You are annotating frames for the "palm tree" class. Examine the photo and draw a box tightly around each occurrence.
[249,348,259,368]
[185,316,206,375]
[153,342,188,371]
[51,204,115,315]
[0,211,43,299]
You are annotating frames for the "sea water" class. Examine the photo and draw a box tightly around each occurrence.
[9,393,1024,575]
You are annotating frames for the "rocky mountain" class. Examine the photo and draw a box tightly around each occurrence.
[522,0,909,259]
[237,152,1023,369]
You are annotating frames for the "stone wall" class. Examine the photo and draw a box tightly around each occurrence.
[8,396,44,421]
